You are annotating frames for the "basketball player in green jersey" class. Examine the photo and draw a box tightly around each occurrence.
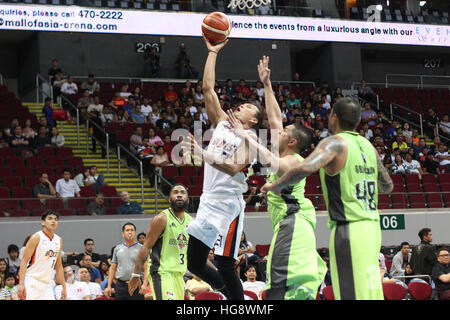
[128,184,191,300]
[262,97,394,300]
[227,56,326,300]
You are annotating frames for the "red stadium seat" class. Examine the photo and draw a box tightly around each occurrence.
[6,157,24,167]
[26,157,44,167]
[392,184,406,193]
[391,194,408,209]
[99,186,118,197]
[36,167,54,177]
[405,174,421,186]
[180,166,197,177]
[46,199,65,210]
[378,194,391,209]
[0,148,15,158]
[421,174,437,185]
[407,184,422,193]
[0,187,10,198]
[0,168,14,177]
[2,199,19,211]
[106,208,117,215]
[427,193,443,208]
[306,175,321,187]
[438,174,450,185]
[423,183,439,193]
[162,166,179,177]
[195,292,223,300]
[383,283,406,300]
[66,157,84,167]
[15,167,34,177]
[80,186,96,197]
[56,147,73,158]
[322,286,335,300]
[46,157,64,167]
[38,147,55,158]
[174,176,191,186]
[245,206,255,212]
[68,198,87,211]
[244,290,259,300]
[4,177,23,188]
[390,174,404,186]
[255,244,270,258]
[9,210,29,217]
[22,199,43,212]
[57,209,76,216]
[189,186,203,197]
[192,176,203,186]
[408,282,432,300]
[385,260,393,271]
[317,195,327,210]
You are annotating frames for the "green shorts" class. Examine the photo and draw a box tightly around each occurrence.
[329,220,383,300]
[265,211,327,300]
[149,271,185,300]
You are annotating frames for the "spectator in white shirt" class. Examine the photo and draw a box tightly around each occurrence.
[254,81,265,101]
[87,95,104,118]
[119,84,130,98]
[100,105,114,126]
[140,97,152,118]
[55,266,90,300]
[403,153,423,178]
[55,168,81,198]
[242,265,265,299]
[77,267,103,299]
[362,123,373,141]
[435,143,450,167]
[439,114,450,139]
[61,75,78,95]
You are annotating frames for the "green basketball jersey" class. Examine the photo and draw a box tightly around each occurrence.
[320,131,379,229]
[148,208,192,274]
[267,153,316,229]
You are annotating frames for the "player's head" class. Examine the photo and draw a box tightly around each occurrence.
[329,97,361,134]
[233,103,263,130]
[244,265,258,282]
[278,123,312,154]
[122,222,136,242]
[41,210,59,231]
[418,228,432,243]
[169,184,189,212]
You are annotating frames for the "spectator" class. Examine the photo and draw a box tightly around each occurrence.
[50,126,65,148]
[237,232,261,279]
[185,274,213,300]
[60,75,78,101]
[174,43,198,78]
[79,255,101,284]
[117,191,143,215]
[392,154,406,174]
[83,166,106,194]
[48,59,62,83]
[119,85,131,98]
[286,92,300,109]
[361,102,377,127]
[33,173,57,199]
[52,72,66,102]
[439,114,450,139]
[70,239,101,268]
[151,146,170,175]
[99,105,114,126]
[41,97,56,128]
[410,228,437,283]
[144,46,160,78]
[0,258,9,288]
[162,135,174,157]
[403,152,423,178]
[313,102,328,120]
[129,126,144,155]
[140,97,152,118]
[123,95,137,116]
[422,151,440,174]
[137,233,146,245]
[105,222,144,300]
[137,137,155,178]
[392,133,408,154]
[74,168,90,188]
[130,105,147,124]
[224,79,236,101]
[156,111,173,133]
[244,179,266,211]
[311,129,322,149]
[193,85,205,106]
[435,143,450,170]
[387,120,400,138]
[358,79,375,102]
[34,126,52,149]
[3,273,19,300]
[425,108,440,138]
[362,123,373,141]
[9,126,30,149]
[109,91,127,113]
[55,168,81,198]
[380,263,397,285]
[383,152,393,173]
[5,244,20,274]
[22,119,37,140]
[38,116,52,135]
[432,248,450,300]
[402,122,413,144]
[254,81,264,101]
[77,266,103,299]
[87,193,106,216]
[148,128,163,147]
[87,95,104,118]
[55,266,90,300]
[81,74,100,95]
[207,249,217,269]
[98,260,110,283]
[390,242,411,277]
[379,252,387,270]
[242,265,266,298]
[164,84,178,103]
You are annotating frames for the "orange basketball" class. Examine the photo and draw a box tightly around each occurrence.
[201,12,232,44]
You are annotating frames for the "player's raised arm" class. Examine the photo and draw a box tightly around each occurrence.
[128,213,167,296]
[202,36,229,127]
[262,135,345,194]
[258,56,283,132]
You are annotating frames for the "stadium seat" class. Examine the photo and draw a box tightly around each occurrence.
[162,166,179,177]
[0,148,15,158]
[27,157,44,167]
[378,194,391,209]
[174,176,191,186]
[46,157,64,167]
[56,147,73,158]
[244,290,259,300]
[4,177,23,188]
[106,208,117,215]
[385,260,393,271]
[189,186,202,197]
[0,187,10,198]
[2,199,19,211]
[66,157,84,167]
[15,167,34,177]
[9,210,29,217]
[407,183,422,193]
[192,176,203,186]
[391,194,408,209]
[255,244,270,258]
[317,195,327,210]
[245,206,255,212]
[47,199,65,210]
[6,157,24,167]
[408,282,432,300]
[0,168,13,176]
[22,199,42,212]
[322,286,335,300]
[383,283,407,300]
[195,292,223,300]
[392,184,406,193]
[57,209,76,216]
[427,193,443,208]
[80,186,96,197]
[423,183,439,193]
[110,197,123,209]
[99,186,118,197]
[306,175,321,187]
[405,174,421,186]
[180,166,197,177]
[38,147,55,158]
[438,174,450,185]
[68,198,87,211]
[390,174,404,186]
[260,290,266,300]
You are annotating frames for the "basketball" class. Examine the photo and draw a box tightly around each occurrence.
[201,12,232,44]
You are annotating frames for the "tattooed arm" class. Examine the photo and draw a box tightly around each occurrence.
[261,135,345,194]
[375,150,394,194]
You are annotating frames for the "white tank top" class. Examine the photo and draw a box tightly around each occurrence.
[203,120,252,194]
[26,230,61,284]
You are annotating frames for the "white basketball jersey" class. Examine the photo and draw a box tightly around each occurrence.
[26,230,61,284]
[203,120,252,194]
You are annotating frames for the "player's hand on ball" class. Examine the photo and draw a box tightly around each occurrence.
[202,33,229,53]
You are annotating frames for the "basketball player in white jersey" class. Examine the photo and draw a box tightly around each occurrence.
[184,36,262,300]
[18,210,66,300]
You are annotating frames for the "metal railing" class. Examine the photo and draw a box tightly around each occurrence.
[392,275,432,283]
[85,119,110,173]
[152,169,174,213]
[117,144,145,204]
[389,103,424,136]
[0,74,3,86]
[436,123,450,143]
[350,81,381,110]
[36,73,54,104]
[386,74,450,90]
[60,94,81,146]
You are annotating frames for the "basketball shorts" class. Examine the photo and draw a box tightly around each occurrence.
[24,276,55,300]
[265,210,327,300]
[186,192,245,260]
[329,220,383,300]
[149,271,185,300]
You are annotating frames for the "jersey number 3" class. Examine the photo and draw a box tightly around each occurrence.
[355,180,377,211]
[180,254,185,265]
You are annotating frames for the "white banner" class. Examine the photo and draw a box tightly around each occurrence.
[0,4,449,46]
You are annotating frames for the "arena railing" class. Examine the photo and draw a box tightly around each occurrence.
[389,102,424,136]
[117,143,145,204]
[0,74,3,86]
[392,275,432,283]
[385,74,450,90]
[85,118,110,173]
[436,123,450,143]
[350,81,381,110]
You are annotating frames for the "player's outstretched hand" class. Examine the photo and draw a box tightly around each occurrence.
[257,56,271,86]
[128,277,140,296]
[227,109,246,138]
[203,33,229,53]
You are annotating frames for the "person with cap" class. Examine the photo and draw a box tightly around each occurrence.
[243,179,266,211]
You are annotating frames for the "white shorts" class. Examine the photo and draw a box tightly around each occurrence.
[24,276,55,300]
[187,192,245,260]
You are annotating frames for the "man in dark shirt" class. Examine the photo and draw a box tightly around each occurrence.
[156,111,173,133]
[117,191,143,215]
[432,248,450,300]
[422,152,440,174]
[425,108,440,138]
[410,228,437,282]
[9,126,30,149]
[33,173,57,199]
[34,126,52,148]
[243,179,265,210]
[48,58,63,84]
[70,238,102,268]
[86,193,106,216]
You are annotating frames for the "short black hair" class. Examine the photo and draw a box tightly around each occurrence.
[62,168,71,174]
[244,264,257,273]
[171,183,189,194]
[290,123,312,153]
[137,232,146,239]
[7,244,19,253]
[437,247,449,256]
[122,222,136,232]
[4,273,15,280]
[84,238,94,246]
[41,210,59,221]
[418,228,431,240]
[332,97,361,131]
[400,242,409,248]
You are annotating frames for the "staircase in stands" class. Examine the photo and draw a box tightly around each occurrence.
[23,102,169,214]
